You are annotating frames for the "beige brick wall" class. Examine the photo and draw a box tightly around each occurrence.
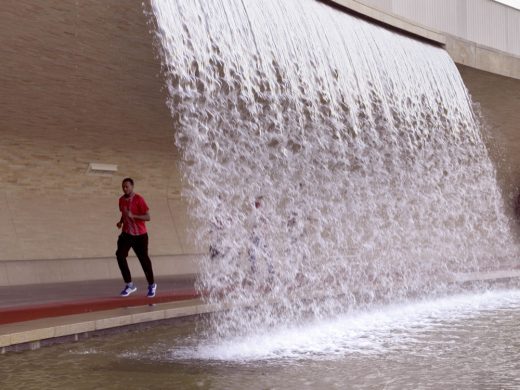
[0,0,201,285]
[458,65,520,226]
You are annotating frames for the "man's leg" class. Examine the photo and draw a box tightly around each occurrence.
[116,233,133,284]
[132,233,155,285]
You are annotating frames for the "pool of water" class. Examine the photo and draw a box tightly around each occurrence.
[2,289,520,389]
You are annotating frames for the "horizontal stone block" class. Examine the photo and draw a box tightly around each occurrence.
[9,327,55,345]
[163,306,199,318]
[54,321,96,338]
[131,310,166,324]
[0,334,11,348]
[445,35,477,67]
[95,314,134,330]
[330,0,445,44]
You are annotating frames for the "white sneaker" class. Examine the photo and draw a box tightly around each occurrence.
[147,283,157,298]
[120,284,137,297]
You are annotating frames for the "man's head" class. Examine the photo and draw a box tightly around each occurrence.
[122,178,134,197]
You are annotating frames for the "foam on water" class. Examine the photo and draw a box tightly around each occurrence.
[167,290,520,362]
[150,0,519,337]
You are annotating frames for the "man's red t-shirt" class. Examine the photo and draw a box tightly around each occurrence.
[119,193,149,236]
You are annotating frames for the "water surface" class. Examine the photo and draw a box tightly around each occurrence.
[2,290,520,389]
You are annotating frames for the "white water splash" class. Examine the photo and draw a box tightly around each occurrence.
[168,290,520,362]
[150,0,518,337]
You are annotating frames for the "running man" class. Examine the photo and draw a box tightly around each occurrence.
[116,178,157,297]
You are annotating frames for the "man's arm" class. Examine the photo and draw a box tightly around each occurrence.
[128,210,151,221]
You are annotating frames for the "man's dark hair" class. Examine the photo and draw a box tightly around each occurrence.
[122,177,134,186]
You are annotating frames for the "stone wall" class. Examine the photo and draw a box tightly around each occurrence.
[0,0,200,285]
[458,65,520,228]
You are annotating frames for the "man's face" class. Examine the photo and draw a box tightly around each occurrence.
[122,181,134,196]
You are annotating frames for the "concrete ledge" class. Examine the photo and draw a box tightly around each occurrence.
[325,0,446,44]
[446,35,520,80]
[0,299,213,353]
[0,254,202,287]
[327,0,520,80]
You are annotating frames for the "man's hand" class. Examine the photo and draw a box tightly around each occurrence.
[117,221,123,229]
[127,210,134,219]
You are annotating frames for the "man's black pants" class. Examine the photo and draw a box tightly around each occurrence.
[116,232,155,285]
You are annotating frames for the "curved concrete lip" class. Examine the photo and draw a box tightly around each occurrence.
[323,0,445,45]
[325,0,520,79]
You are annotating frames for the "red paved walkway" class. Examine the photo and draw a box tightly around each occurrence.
[0,276,199,325]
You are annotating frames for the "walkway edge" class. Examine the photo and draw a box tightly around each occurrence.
[0,288,200,325]
[0,298,214,353]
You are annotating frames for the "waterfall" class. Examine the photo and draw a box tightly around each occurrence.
[150,0,518,337]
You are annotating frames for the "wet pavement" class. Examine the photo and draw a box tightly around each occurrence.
[0,275,198,325]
